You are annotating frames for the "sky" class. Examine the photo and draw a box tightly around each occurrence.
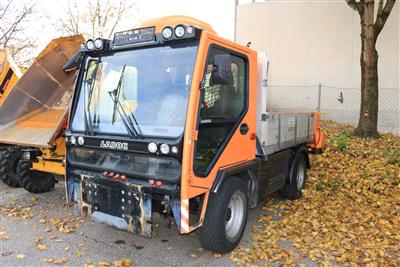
[30,0,239,53]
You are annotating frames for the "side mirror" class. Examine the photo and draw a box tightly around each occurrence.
[63,49,84,72]
[210,54,233,86]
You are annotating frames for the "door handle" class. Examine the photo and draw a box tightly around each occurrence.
[240,123,249,135]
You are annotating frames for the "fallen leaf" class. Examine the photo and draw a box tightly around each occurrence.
[1,251,13,257]
[75,249,85,258]
[36,243,47,251]
[98,261,112,267]
[16,254,26,260]
[213,253,223,258]
[34,236,45,242]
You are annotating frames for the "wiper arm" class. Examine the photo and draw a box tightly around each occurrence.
[83,60,101,134]
[83,80,94,134]
[108,91,137,138]
[109,65,143,139]
[111,65,126,124]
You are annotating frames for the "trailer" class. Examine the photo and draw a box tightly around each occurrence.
[0,35,84,192]
[64,16,325,253]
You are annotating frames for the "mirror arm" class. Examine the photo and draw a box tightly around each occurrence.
[200,79,206,91]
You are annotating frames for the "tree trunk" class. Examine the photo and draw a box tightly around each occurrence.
[354,1,380,138]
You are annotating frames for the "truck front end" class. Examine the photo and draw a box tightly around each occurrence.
[65,21,201,237]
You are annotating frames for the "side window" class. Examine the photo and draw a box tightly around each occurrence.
[194,47,247,175]
[201,52,246,119]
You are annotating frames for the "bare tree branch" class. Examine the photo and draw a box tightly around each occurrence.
[377,0,384,16]
[55,0,137,39]
[0,0,13,22]
[0,1,37,65]
[346,0,362,12]
[375,0,396,36]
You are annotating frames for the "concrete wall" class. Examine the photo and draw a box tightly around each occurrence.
[236,1,399,134]
[236,1,399,88]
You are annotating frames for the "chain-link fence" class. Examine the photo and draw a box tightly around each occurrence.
[266,85,400,135]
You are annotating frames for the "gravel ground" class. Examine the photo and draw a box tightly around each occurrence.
[0,181,262,267]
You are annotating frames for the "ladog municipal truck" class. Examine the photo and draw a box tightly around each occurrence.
[64,16,324,253]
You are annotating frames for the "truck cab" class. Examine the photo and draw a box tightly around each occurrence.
[65,16,314,253]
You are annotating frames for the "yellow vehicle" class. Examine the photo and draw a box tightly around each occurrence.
[0,48,22,102]
[64,16,324,252]
[0,35,84,192]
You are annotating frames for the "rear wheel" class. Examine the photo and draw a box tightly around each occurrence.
[0,146,22,187]
[17,160,56,193]
[281,152,307,200]
[198,177,248,253]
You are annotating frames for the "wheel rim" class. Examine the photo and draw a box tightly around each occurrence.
[225,191,245,241]
[297,162,305,190]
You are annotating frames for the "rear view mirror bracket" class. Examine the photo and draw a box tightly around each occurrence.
[210,54,233,86]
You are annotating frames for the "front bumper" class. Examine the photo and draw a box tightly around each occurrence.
[66,169,182,238]
[80,175,152,237]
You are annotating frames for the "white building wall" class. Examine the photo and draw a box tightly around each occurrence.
[236,1,399,134]
[236,1,399,88]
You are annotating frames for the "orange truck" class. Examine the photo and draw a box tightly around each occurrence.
[64,16,324,253]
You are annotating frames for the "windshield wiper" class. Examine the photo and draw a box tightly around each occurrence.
[109,65,143,139]
[83,81,94,134]
[83,60,101,134]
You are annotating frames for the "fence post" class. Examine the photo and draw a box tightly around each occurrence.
[317,83,322,112]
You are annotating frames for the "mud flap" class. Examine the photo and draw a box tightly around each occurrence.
[73,175,152,237]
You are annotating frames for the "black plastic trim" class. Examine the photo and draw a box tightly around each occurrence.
[211,160,256,193]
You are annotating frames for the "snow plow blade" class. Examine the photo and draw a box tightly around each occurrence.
[0,35,84,148]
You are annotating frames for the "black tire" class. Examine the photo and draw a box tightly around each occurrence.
[281,152,307,200]
[198,177,248,253]
[17,160,56,193]
[0,146,22,187]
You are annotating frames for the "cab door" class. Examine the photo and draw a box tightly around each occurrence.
[192,45,252,179]
[180,35,257,233]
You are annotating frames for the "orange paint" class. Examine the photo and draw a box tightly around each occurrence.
[16,109,65,129]
[139,15,217,35]
[308,112,325,152]
[178,27,258,232]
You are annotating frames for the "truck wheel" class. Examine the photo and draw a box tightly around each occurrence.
[198,177,248,253]
[17,160,56,193]
[0,147,22,187]
[281,152,307,200]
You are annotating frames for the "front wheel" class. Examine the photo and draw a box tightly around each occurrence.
[198,177,248,253]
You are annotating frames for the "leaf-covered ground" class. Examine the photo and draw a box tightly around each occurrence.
[231,121,400,266]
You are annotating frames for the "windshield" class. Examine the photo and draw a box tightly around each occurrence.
[71,41,198,138]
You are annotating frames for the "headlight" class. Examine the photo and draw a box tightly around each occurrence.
[86,40,94,50]
[77,136,85,145]
[160,144,170,154]
[94,38,103,49]
[186,26,194,35]
[70,136,76,145]
[174,25,185,38]
[148,142,158,153]
[162,27,173,40]
[171,146,178,154]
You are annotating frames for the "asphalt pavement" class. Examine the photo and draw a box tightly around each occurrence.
[0,181,262,267]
